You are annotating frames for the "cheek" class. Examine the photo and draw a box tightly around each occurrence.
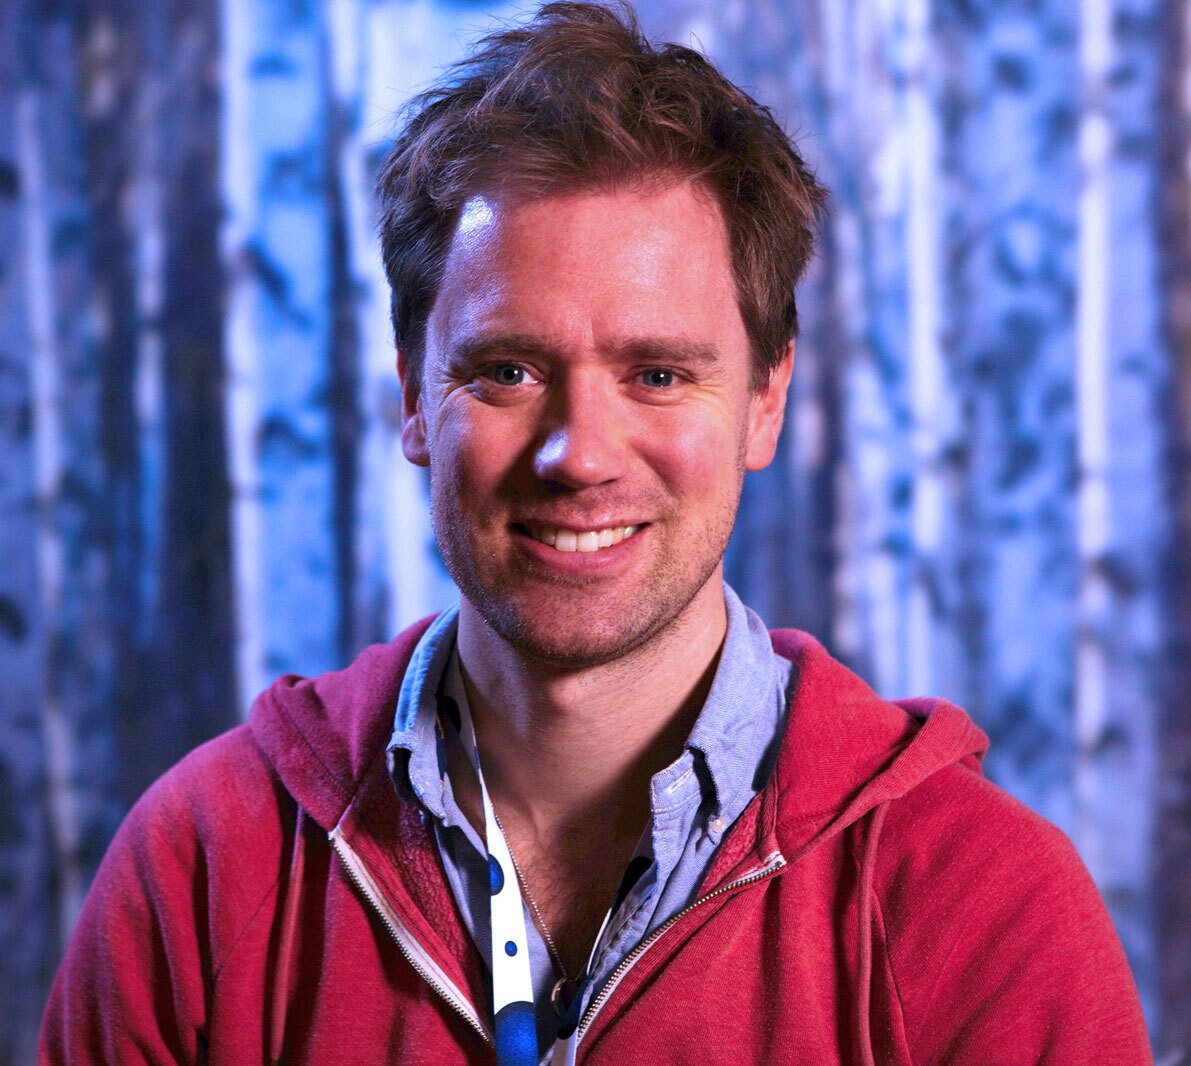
[640,406,746,497]
[431,403,530,495]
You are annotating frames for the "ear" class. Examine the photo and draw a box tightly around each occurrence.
[397,348,430,467]
[743,341,794,472]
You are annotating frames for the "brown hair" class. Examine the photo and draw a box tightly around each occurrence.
[376,1,827,393]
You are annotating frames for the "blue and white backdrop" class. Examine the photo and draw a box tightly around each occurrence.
[2,0,1189,1061]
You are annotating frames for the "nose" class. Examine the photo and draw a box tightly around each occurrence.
[532,374,629,488]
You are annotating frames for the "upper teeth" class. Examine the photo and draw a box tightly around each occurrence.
[528,524,641,553]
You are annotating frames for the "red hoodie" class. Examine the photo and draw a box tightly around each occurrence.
[40,622,1151,1064]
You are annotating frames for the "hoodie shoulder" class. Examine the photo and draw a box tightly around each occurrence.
[55,725,294,996]
[872,764,1149,1061]
[874,757,1083,928]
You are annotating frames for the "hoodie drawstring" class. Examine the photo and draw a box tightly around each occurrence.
[270,805,308,1065]
[857,800,890,1066]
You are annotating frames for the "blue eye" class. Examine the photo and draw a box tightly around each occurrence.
[490,364,525,386]
[641,368,676,388]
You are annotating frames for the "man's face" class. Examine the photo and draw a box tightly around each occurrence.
[401,180,791,667]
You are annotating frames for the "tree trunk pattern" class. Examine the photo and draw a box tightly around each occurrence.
[1,0,1188,1059]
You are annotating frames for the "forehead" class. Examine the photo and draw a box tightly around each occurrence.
[426,181,750,359]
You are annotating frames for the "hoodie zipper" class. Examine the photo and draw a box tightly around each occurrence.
[575,850,787,1043]
[328,825,494,1046]
[330,825,783,1054]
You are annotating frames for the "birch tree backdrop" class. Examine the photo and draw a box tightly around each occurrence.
[2,0,1188,1060]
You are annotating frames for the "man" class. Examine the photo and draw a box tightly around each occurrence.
[42,3,1150,1064]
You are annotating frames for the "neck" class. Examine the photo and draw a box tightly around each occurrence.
[455,580,727,844]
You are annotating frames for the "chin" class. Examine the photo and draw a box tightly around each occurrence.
[484,612,656,669]
[460,570,719,670]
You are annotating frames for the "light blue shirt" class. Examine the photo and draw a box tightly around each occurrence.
[387,584,793,1060]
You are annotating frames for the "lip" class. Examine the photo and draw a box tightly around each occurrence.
[510,521,649,574]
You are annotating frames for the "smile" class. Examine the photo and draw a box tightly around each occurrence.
[520,523,643,553]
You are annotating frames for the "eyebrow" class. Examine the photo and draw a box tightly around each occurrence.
[614,337,721,367]
[447,332,722,368]
[448,333,556,365]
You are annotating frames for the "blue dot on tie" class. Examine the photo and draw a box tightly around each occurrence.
[505,940,517,956]
[494,1001,536,1066]
[489,854,505,895]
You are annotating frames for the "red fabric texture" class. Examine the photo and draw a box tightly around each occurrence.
[40,623,1152,1064]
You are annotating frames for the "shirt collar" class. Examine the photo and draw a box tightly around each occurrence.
[387,584,787,822]
[387,604,461,821]
[684,584,789,820]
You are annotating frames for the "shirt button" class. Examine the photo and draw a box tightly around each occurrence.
[709,815,726,835]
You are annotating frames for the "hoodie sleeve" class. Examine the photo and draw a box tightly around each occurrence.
[872,764,1153,1066]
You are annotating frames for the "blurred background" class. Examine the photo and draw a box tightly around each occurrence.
[2,0,1189,1061]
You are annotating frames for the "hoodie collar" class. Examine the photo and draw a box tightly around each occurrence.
[249,619,988,860]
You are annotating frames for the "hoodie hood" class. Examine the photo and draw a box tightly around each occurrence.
[249,616,436,832]
[249,619,988,857]
[685,627,988,890]
[767,629,987,850]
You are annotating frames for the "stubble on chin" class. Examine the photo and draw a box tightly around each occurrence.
[472,576,699,669]
[437,517,738,672]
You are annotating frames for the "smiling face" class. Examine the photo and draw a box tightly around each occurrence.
[400,180,791,668]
